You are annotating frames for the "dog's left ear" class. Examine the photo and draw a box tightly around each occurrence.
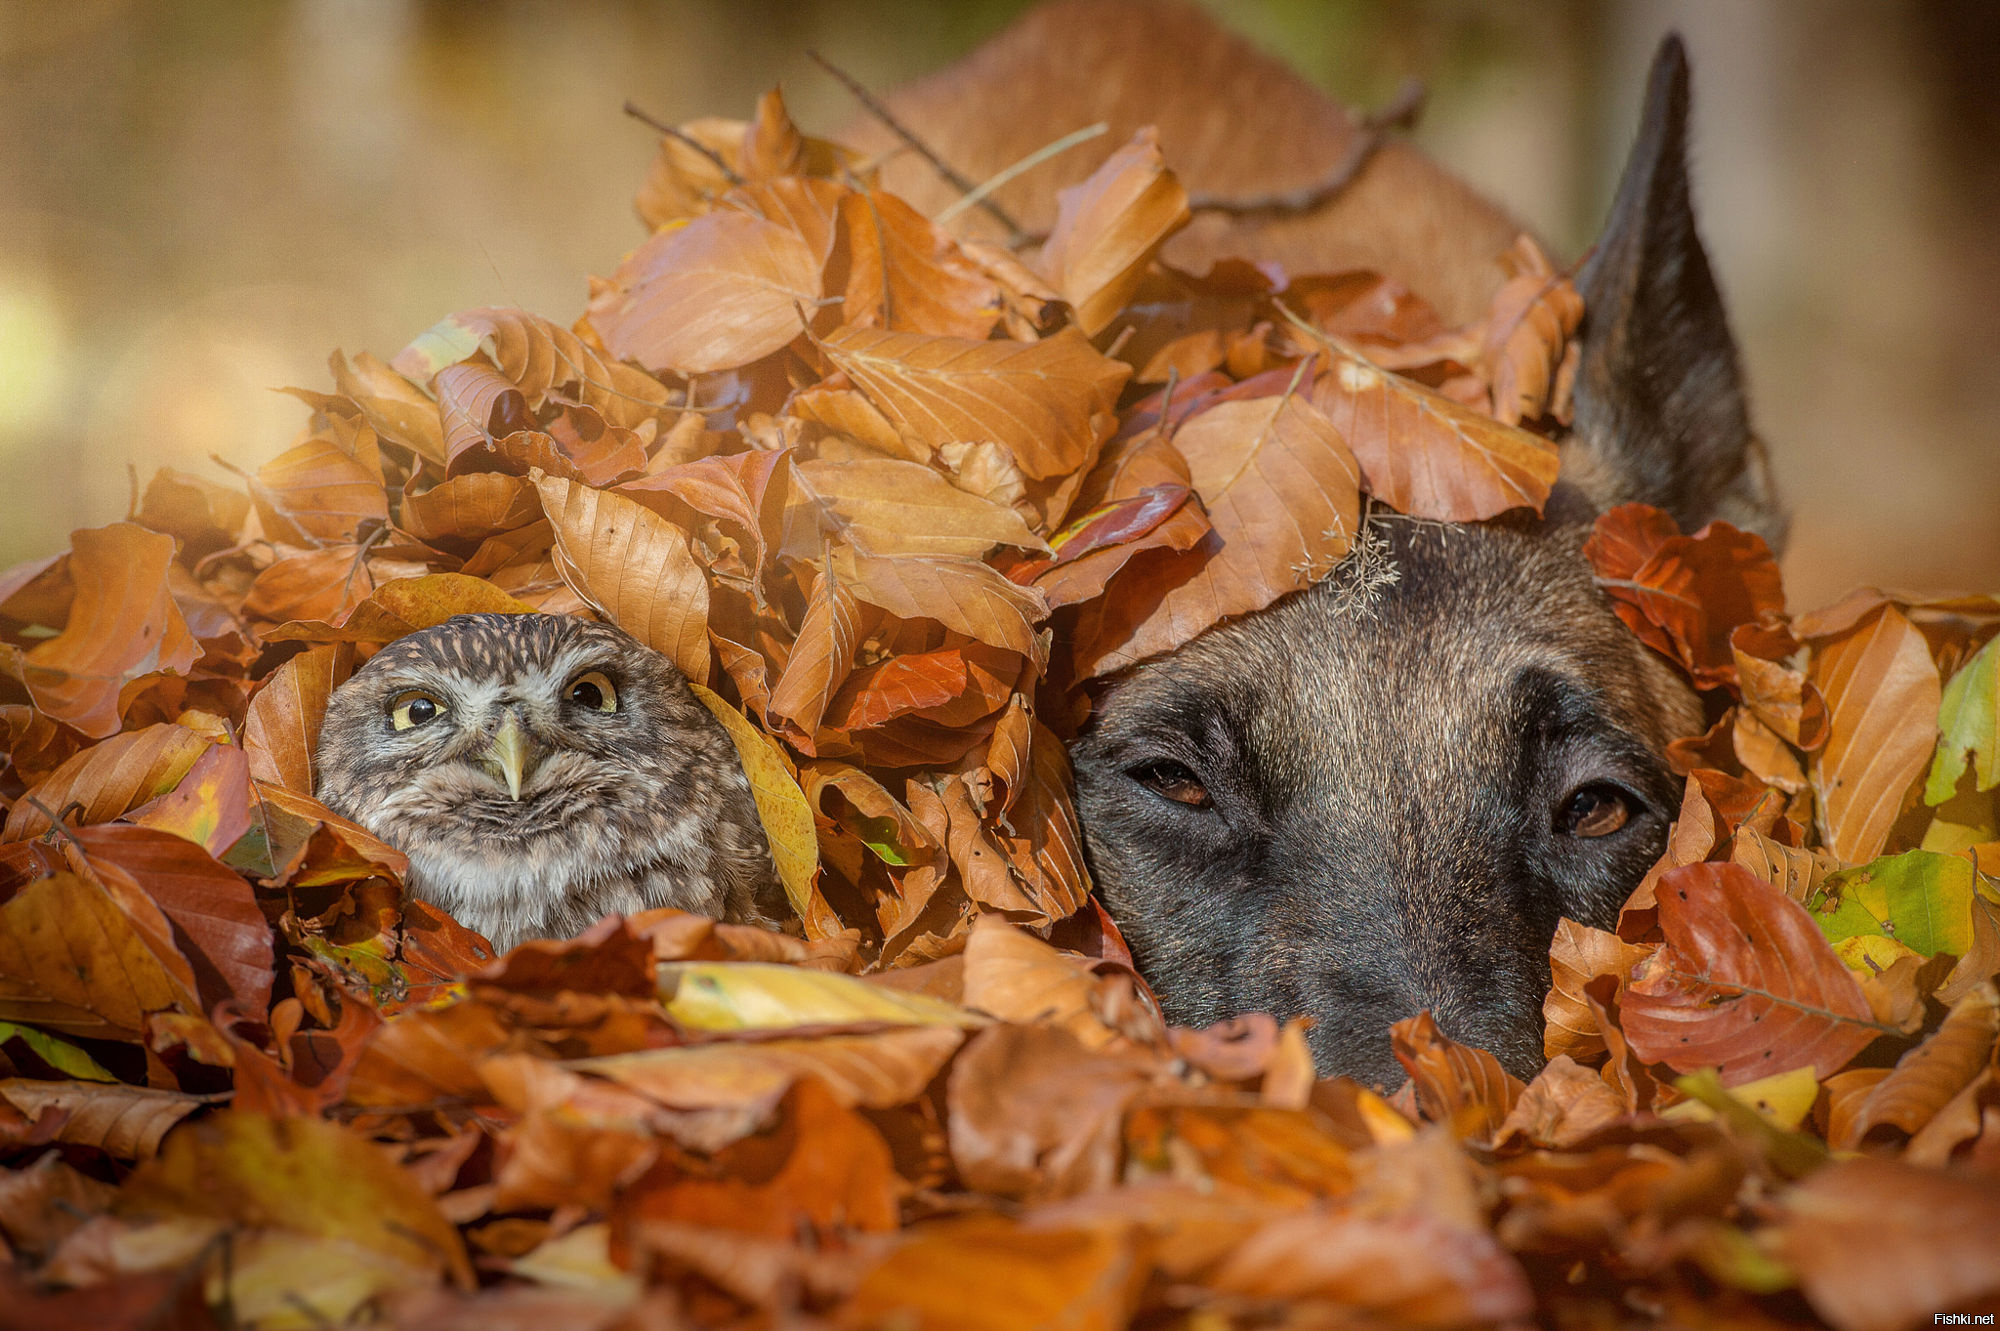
[1560,35,1786,552]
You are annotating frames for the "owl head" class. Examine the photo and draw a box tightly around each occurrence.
[314,612,778,950]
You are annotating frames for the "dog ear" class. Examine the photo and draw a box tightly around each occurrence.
[1558,35,1786,552]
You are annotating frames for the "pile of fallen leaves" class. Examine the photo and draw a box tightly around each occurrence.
[1,87,1996,1330]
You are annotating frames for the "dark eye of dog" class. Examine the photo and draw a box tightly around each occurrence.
[1560,784,1635,838]
[1128,759,1213,809]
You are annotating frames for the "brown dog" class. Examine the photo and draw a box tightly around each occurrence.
[859,1,1781,1083]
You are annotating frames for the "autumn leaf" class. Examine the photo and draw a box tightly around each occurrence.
[1811,605,1941,862]
[589,210,821,375]
[1391,1010,1525,1143]
[1775,1156,2000,1331]
[1831,981,1997,1148]
[0,1080,202,1159]
[686,681,830,935]
[266,572,535,646]
[795,456,1050,559]
[1812,849,1977,958]
[1583,503,1787,688]
[0,873,194,1040]
[838,188,1002,339]
[241,643,350,795]
[398,307,672,431]
[1075,382,1358,675]
[0,525,199,739]
[1543,918,1656,1060]
[2,722,211,842]
[536,473,710,683]
[250,434,388,545]
[1035,127,1190,336]
[120,1111,474,1288]
[830,546,1048,668]
[818,325,1128,480]
[1478,235,1584,425]
[1621,862,1892,1082]
[1306,339,1561,521]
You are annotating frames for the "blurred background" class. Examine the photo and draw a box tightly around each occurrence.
[2,0,1995,606]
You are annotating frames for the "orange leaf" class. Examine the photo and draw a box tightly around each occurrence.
[1583,503,1786,688]
[535,474,710,684]
[589,210,822,375]
[250,435,388,545]
[243,644,351,795]
[838,189,1001,340]
[1390,1010,1525,1143]
[819,325,1128,481]
[1308,344,1560,521]
[830,547,1047,669]
[1036,127,1190,336]
[1775,1156,2000,1331]
[0,525,199,739]
[1810,605,1941,862]
[1621,862,1891,1082]
[2,722,211,842]
[0,873,194,1040]
[1076,385,1356,676]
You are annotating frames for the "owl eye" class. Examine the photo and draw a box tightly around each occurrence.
[567,670,619,713]
[389,691,445,731]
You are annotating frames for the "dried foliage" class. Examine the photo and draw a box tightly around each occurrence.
[0,87,1995,1331]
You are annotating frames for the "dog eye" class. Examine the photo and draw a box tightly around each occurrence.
[567,670,618,713]
[390,691,445,731]
[1560,784,1635,837]
[1128,759,1212,809]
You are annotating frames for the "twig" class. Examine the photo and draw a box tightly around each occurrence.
[807,49,1027,242]
[936,121,1108,224]
[1186,77,1426,216]
[623,99,744,186]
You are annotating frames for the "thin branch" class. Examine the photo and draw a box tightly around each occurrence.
[807,49,1027,242]
[936,121,1108,224]
[1186,77,1426,216]
[623,99,744,187]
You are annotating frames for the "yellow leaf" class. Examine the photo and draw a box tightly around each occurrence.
[661,961,984,1032]
[688,682,821,923]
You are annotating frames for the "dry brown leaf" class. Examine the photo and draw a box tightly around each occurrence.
[242,644,350,795]
[0,1080,203,1160]
[1811,605,1942,862]
[1835,981,1998,1149]
[1776,1156,2000,1331]
[1542,918,1656,1061]
[1035,127,1190,337]
[0,525,199,739]
[1308,344,1560,521]
[797,456,1049,559]
[838,189,1001,340]
[0,874,194,1040]
[1074,384,1357,677]
[2,723,211,842]
[535,474,710,683]
[589,210,821,375]
[1622,862,1891,1083]
[831,546,1047,669]
[819,325,1128,481]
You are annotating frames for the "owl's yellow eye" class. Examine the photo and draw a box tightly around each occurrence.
[390,691,445,731]
[567,671,618,713]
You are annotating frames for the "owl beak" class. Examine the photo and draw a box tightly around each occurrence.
[483,714,535,801]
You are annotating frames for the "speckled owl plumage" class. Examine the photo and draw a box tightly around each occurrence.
[315,613,781,952]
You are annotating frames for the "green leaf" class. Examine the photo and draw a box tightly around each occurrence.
[1812,850,1977,957]
[0,1020,117,1081]
[1926,635,1999,805]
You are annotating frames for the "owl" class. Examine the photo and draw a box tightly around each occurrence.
[314,612,782,953]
